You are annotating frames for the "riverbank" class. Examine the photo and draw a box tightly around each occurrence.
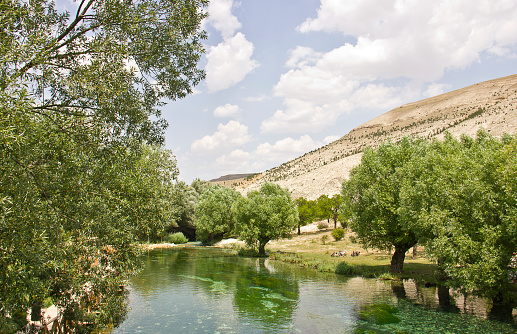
[143,222,438,283]
[264,222,438,284]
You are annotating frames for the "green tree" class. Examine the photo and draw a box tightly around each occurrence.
[0,0,206,331]
[316,194,332,223]
[342,137,428,273]
[169,181,199,240]
[400,131,517,304]
[233,183,299,256]
[329,194,343,229]
[295,197,316,235]
[195,185,242,244]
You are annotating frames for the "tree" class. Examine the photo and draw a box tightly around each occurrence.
[233,183,299,256]
[168,181,199,241]
[400,131,517,304]
[329,194,343,229]
[194,185,242,244]
[0,0,207,331]
[295,197,316,235]
[316,195,332,223]
[341,137,428,273]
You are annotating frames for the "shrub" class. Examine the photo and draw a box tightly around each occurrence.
[331,228,345,241]
[335,261,356,276]
[166,232,188,244]
[317,222,327,230]
[378,272,395,280]
[321,235,329,245]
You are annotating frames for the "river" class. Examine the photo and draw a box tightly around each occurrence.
[111,247,516,333]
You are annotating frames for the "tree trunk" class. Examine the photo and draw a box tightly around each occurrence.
[297,223,301,235]
[390,247,408,273]
[258,240,268,256]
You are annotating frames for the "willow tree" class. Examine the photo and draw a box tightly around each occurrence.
[233,183,299,256]
[194,185,242,244]
[400,131,517,305]
[341,137,429,273]
[0,0,206,331]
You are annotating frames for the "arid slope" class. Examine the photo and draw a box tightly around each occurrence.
[237,74,517,199]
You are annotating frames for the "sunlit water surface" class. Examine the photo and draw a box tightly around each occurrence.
[112,248,516,333]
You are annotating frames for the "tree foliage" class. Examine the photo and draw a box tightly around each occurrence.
[295,197,316,235]
[342,137,428,273]
[194,185,242,244]
[342,131,517,304]
[233,183,299,256]
[0,0,207,331]
[400,131,517,303]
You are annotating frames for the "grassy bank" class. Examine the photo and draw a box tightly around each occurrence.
[266,225,438,284]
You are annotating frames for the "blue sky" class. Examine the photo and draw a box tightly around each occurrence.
[59,0,517,183]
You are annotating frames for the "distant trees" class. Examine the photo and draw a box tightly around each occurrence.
[295,197,316,235]
[233,183,299,256]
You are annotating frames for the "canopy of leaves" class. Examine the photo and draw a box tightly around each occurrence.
[233,183,299,256]
[341,137,428,272]
[194,185,242,244]
[399,131,517,302]
[0,0,207,331]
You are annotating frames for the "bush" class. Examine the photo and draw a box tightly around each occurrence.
[317,222,327,230]
[166,232,188,244]
[335,261,356,276]
[331,228,345,241]
[321,235,329,245]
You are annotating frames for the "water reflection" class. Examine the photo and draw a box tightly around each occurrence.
[112,248,517,333]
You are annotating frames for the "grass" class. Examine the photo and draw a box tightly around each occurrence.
[266,226,438,283]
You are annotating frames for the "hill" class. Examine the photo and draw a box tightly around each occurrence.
[209,173,258,188]
[237,74,517,200]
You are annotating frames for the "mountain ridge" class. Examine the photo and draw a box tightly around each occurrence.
[233,74,517,200]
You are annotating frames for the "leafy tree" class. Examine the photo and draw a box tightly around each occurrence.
[316,194,332,223]
[233,183,299,256]
[295,197,316,235]
[331,228,345,241]
[342,137,428,273]
[195,185,242,244]
[191,178,212,196]
[401,131,517,304]
[0,0,207,331]
[329,194,343,229]
[169,181,199,240]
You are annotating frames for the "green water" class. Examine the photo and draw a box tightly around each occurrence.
[112,248,516,333]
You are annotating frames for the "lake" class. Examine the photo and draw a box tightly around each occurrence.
[112,247,516,333]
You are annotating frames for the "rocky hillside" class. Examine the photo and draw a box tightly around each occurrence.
[237,74,517,200]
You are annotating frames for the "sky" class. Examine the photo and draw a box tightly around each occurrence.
[60,0,517,183]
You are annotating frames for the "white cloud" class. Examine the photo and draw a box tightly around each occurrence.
[214,104,240,118]
[423,83,452,98]
[267,0,517,135]
[213,135,323,174]
[323,135,340,144]
[261,99,345,134]
[298,0,517,82]
[191,120,251,153]
[255,135,321,159]
[205,33,259,92]
[205,0,241,39]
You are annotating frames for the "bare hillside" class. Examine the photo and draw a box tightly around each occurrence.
[238,74,517,200]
